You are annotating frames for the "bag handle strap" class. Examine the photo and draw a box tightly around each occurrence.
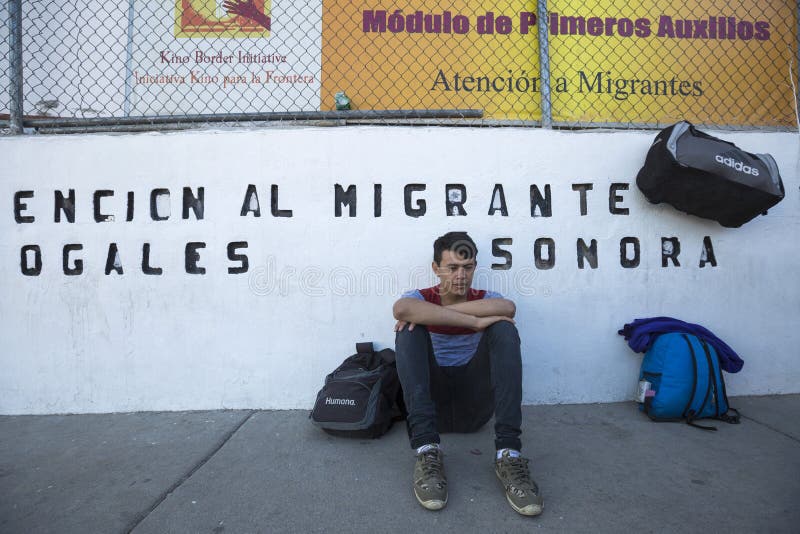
[355,342,396,365]
[355,342,373,355]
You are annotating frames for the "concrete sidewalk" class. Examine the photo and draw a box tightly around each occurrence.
[1,395,798,534]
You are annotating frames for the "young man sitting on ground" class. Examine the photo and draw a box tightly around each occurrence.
[392,231,543,516]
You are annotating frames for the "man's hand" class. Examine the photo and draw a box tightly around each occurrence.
[472,315,515,331]
[394,320,417,332]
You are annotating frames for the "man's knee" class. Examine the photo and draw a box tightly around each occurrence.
[395,325,430,355]
[485,321,520,344]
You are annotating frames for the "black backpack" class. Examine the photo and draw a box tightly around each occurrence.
[636,121,785,227]
[310,342,406,438]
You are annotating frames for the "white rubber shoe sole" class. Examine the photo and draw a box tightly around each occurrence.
[505,493,543,516]
[414,489,447,511]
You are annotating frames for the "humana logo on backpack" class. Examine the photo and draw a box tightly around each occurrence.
[715,154,759,176]
[325,397,356,406]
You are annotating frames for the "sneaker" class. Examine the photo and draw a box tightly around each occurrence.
[413,446,447,510]
[495,450,543,516]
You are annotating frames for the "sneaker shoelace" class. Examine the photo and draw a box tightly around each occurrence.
[419,451,446,488]
[503,456,535,497]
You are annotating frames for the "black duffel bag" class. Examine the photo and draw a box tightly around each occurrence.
[636,121,785,227]
[310,342,406,438]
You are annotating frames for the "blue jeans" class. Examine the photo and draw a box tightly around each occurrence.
[394,321,523,451]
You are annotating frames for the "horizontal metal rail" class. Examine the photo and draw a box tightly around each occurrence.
[23,109,483,129]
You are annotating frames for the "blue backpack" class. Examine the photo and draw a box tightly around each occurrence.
[639,333,740,430]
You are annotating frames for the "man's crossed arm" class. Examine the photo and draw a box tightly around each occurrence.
[393,298,515,332]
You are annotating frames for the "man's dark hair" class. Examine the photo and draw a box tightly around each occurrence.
[433,232,478,265]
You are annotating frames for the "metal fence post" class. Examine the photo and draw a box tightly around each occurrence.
[537,0,552,129]
[124,0,135,117]
[8,0,24,134]
[796,0,800,131]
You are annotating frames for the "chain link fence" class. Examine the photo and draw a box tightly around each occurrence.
[2,0,798,133]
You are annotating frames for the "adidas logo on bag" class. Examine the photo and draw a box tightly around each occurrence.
[325,397,356,406]
[715,154,759,176]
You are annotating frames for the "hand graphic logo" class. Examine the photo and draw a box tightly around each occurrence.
[175,0,271,38]
[223,0,271,31]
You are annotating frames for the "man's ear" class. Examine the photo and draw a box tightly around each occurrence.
[431,261,439,275]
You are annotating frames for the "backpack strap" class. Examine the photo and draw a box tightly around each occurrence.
[693,336,714,418]
[718,407,741,424]
[682,335,718,431]
[698,339,742,425]
[686,414,718,431]
[699,340,721,418]
[714,344,742,425]
[680,334,701,419]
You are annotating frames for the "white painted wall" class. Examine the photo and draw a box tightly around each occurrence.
[1,126,798,414]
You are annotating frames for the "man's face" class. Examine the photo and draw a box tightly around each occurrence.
[433,249,476,297]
